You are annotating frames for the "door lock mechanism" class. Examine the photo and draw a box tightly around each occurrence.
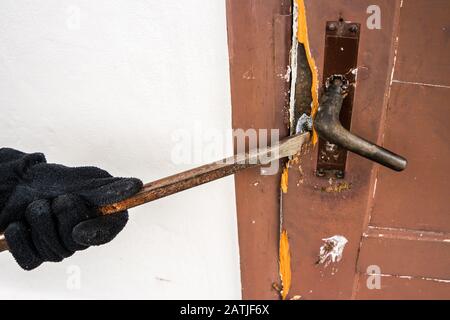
[314,20,407,178]
[314,75,407,172]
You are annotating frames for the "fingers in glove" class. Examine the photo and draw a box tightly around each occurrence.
[25,200,73,262]
[0,148,27,163]
[4,222,43,270]
[52,194,93,252]
[77,178,143,207]
[14,153,47,178]
[72,211,128,246]
[0,148,46,166]
[0,187,35,232]
[24,163,143,207]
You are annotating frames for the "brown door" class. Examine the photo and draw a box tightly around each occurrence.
[227,0,450,299]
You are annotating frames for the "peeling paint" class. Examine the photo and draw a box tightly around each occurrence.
[317,235,348,267]
[379,274,450,284]
[296,0,320,145]
[242,69,256,80]
[281,165,289,194]
[279,230,292,300]
[392,80,450,89]
[372,177,378,199]
[288,0,299,133]
[279,65,292,82]
[365,226,450,243]
[321,181,352,193]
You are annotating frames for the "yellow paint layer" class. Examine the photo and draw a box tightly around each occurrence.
[296,0,319,145]
[279,230,292,300]
[281,165,289,194]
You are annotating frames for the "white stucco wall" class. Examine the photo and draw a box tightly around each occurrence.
[0,0,241,299]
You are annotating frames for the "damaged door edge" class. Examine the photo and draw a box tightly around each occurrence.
[277,0,319,300]
[281,0,319,195]
[287,0,320,135]
[287,0,299,136]
[295,0,320,141]
[276,0,297,300]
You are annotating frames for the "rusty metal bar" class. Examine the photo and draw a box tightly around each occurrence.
[0,132,311,254]
[0,234,7,252]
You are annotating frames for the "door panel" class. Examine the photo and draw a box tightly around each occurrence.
[281,0,402,299]
[394,0,450,86]
[370,84,450,232]
[355,0,450,299]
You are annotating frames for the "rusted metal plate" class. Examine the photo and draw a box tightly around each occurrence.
[370,84,450,232]
[394,0,450,86]
[226,0,291,299]
[316,21,360,178]
[282,0,402,299]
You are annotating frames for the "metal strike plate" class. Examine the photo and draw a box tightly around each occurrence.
[316,20,360,179]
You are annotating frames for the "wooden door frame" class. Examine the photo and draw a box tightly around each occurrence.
[226,0,292,299]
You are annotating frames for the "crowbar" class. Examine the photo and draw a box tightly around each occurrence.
[0,131,310,253]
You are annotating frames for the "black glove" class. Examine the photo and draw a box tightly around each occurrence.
[0,148,142,270]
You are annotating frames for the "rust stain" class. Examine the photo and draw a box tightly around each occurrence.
[321,181,352,193]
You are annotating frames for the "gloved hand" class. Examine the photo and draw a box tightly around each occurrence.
[0,148,142,270]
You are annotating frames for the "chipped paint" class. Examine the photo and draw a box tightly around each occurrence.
[378,274,450,284]
[277,0,317,300]
[281,165,289,194]
[296,0,320,145]
[288,0,299,133]
[279,230,292,300]
[392,80,450,89]
[279,65,292,82]
[372,177,378,199]
[242,69,256,80]
[318,235,348,267]
[365,226,450,243]
[321,181,352,193]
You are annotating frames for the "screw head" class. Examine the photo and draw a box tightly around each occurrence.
[349,24,359,33]
[327,23,337,31]
[316,168,326,177]
[335,170,345,179]
[325,141,338,153]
